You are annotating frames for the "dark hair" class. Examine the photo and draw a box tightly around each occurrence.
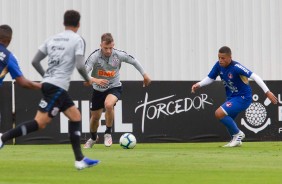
[101,33,114,44]
[0,24,13,41]
[219,46,232,55]
[63,10,80,27]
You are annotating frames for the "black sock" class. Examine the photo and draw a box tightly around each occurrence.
[91,132,97,140]
[68,121,84,161]
[1,120,39,143]
[105,126,112,134]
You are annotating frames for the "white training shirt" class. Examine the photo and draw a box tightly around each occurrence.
[39,30,85,91]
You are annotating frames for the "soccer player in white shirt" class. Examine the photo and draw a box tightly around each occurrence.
[0,10,99,170]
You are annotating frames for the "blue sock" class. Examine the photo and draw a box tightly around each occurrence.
[219,116,240,136]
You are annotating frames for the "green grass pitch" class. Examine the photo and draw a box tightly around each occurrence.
[0,142,281,184]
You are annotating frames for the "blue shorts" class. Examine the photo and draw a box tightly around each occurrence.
[221,96,252,119]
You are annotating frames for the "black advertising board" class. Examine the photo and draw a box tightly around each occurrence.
[14,81,282,144]
[122,81,227,142]
[0,82,13,144]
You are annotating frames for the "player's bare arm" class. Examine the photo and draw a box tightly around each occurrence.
[266,91,278,104]
[143,73,151,87]
[15,76,42,90]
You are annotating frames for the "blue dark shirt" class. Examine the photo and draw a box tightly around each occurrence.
[0,43,23,85]
[208,60,253,99]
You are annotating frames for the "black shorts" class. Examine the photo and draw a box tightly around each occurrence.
[38,83,75,117]
[90,86,122,111]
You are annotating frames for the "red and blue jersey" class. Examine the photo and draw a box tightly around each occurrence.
[0,43,23,85]
[208,60,253,99]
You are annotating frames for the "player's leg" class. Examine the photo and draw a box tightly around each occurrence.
[41,82,98,168]
[217,96,252,147]
[104,94,118,146]
[83,109,103,148]
[104,94,118,133]
[51,83,99,169]
[0,112,50,148]
[63,105,84,161]
[103,86,122,147]
[90,109,103,133]
[63,105,100,169]
[84,89,105,148]
[0,83,54,148]
[215,107,240,136]
[216,107,244,147]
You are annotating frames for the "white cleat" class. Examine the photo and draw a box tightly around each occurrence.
[223,141,242,147]
[223,131,245,147]
[83,135,99,149]
[222,142,231,147]
[75,157,100,170]
[104,134,112,147]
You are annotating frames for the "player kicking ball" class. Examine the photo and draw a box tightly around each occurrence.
[191,46,277,147]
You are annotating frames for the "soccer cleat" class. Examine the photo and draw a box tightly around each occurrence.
[0,133,3,149]
[222,141,242,147]
[222,142,231,147]
[75,157,100,170]
[223,131,245,147]
[104,133,112,147]
[83,135,99,149]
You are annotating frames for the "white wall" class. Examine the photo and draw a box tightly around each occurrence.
[0,0,281,81]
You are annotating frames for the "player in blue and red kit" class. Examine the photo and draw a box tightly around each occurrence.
[0,24,41,89]
[191,46,277,147]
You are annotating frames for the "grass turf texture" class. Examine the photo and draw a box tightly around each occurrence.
[0,142,281,184]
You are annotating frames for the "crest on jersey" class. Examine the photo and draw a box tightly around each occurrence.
[97,61,103,67]
[228,73,233,79]
[111,56,120,67]
[226,102,232,107]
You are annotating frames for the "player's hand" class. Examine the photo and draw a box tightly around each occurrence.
[83,81,91,86]
[191,83,200,93]
[37,82,43,89]
[266,91,278,104]
[85,78,109,87]
[96,78,109,87]
[143,73,151,87]
[84,77,94,86]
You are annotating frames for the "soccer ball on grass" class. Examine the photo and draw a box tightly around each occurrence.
[119,133,137,149]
